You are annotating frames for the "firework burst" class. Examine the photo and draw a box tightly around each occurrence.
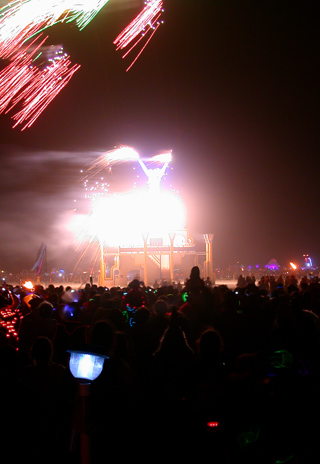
[0,0,109,128]
[84,145,140,178]
[0,0,111,55]
[67,146,186,278]
[72,178,185,250]
[0,0,165,128]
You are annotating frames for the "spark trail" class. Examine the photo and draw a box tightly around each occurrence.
[114,0,164,71]
[10,52,81,130]
[85,145,140,177]
[147,150,172,164]
[0,0,111,57]
[0,0,108,128]
[0,37,80,129]
[0,40,40,113]
[0,0,165,128]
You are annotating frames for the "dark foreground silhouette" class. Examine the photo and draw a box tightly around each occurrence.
[1,269,320,463]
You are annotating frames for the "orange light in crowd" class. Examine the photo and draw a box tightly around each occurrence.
[23,281,34,290]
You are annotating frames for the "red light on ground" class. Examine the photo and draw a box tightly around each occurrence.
[207,421,219,428]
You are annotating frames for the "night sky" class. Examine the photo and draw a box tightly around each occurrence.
[0,0,319,275]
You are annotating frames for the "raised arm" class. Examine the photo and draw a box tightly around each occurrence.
[160,161,169,176]
[138,159,149,177]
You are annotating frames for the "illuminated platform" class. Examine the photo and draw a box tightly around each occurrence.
[98,231,214,287]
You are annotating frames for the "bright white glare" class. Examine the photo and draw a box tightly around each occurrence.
[148,151,172,163]
[69,352,106,381]
[69,188,186,247]
[67,147,186,258]
[23,280,34,290]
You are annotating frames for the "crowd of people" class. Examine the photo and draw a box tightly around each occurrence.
[0,267,320,463]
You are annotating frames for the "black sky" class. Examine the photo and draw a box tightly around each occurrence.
[0,0,319,275]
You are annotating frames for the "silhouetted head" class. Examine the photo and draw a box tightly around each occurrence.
[130,279,140,289]
[222,289,238,310]
[38,301,54,318]
[198,329,223,359]
[134,306,150,325]
[31,336,53,366]
[88,320,116,355]
[190,266,200,280]
[154,299,169,316]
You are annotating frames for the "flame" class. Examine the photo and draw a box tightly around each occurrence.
[23,280,34,290]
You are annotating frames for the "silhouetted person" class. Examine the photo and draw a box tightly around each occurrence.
[237,274,246,288]
[145,298,171,352]
[18,300,56,367]
[152,308,195,402]
[120,278,149,310]
[20,336,75,463]
[139,157,169,194]
[184,265,206,296]
[86,320,137,463]
[0,337,21,454]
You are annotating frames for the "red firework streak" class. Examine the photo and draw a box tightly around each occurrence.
[0,35,80,130]
[114,0,164,71]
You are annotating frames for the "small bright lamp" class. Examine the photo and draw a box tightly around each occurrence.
[68,349,108,382]
[68,346,109,464]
